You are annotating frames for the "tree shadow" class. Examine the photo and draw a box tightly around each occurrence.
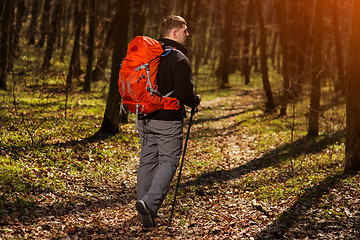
[45,130,117,148]
[0,184,136,225]
[0,131,118,159]
[62,213,177,239]
[182,130,345,188]
[191,106,260,126]
[255,172,353,239]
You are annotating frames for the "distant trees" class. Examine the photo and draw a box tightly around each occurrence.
[42,0,62,70]
[241,0,254,85]
[36,0,51,48]
[84,0,96,92]
[11,0,25,59]
[308,0,325,137]
[218,0,235,89]
[331,0,345,94]
[254,0,275,112]
[275,0,290,116]
[0,0,359,155]
[100,0,131,134]
[66,0,87,92]
[345,0,360,172]
[91,4,116,82]
[0,0,14,90]
[27,0,41,45]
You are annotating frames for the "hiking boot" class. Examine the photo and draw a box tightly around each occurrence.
[135,200,155,228]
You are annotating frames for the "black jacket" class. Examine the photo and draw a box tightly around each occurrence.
[142,38,200,121]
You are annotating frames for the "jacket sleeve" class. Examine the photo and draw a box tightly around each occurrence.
[173,58,200,108]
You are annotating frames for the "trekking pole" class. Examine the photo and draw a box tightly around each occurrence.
[168,107,196,228]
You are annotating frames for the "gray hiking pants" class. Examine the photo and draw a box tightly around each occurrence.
[137,119,183,214]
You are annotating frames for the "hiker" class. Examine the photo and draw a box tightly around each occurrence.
[135,15,201,228]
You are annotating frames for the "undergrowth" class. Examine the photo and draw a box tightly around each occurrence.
[1,59,357,239]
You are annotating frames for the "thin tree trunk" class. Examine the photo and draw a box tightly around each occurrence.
[0,0,4,22]
[183,0,198,65]
[60,1,71,62]
[36,0,51,48]
[255,0,275,112]
[269,30,278,68]
[204,0,216,65]
[6,0,14,72]
[345,0,360,172]
[66,0,86,91]
[332,0,345,94]
[276,0,290,116]
[100,0,131,134]
[185,0,193,23]
[0,0,14,90]
[27,0,41,45]
[242,0,254,85]
[308,0,325,137]
[74,0,87,77]
[42,0,62,70]
[11,0,25,55]
[84,0,96,92]
[91,8,116,81]
[287,1,300,97]
[218,0,234,89]
[132,0,146,37]
[291,0,314,97]
[251,32,259,72]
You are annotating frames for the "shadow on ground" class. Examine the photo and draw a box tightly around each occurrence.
[183,130,345,188]
[255,172,358,239]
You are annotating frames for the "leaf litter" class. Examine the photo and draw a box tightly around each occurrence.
[0,86,359,239]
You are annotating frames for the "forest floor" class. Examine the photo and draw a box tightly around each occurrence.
[1,80,360,239]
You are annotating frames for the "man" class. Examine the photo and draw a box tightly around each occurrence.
[135,15,201,228]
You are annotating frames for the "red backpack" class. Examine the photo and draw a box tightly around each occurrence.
[118,36,181,116]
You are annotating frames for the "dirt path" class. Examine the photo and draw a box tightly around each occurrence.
[1,87,359,239]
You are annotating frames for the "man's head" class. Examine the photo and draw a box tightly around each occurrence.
[161,15,189,46]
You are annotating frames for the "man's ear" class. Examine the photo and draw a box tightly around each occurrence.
[172,29,177,39]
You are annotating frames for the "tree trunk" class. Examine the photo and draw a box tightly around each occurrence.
[36,0,51,48]
[204,0,216,65]
[91,7,116,81]
[185,0,194,24]
[345,0,360,172]
[332,0,345,94]
[276,0,290,116]
[0,0,4,22]
[60,1,71,62]
[251,34,259,72]
[100,0,131,134]
[11,0,25,55]
[291,0,314,97]
[286,1,300,96]
[0,0,14,90]
[42,0,62,70]
[308,0,325,137]
[132,0,146,38]
[218,0,234,89]
[242,0,254,85]
[254,0,275,112]
[27,0,41,45]
[84,0,96,92]
[191,0,206,76]
[66,0,86,91]
[269,30,278,69]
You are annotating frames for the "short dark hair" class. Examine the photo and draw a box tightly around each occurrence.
[161,15,187,37]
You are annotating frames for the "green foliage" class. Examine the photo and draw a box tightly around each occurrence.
[0,53,356,239]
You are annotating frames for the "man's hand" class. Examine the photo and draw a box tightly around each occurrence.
[195,94,201,106]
